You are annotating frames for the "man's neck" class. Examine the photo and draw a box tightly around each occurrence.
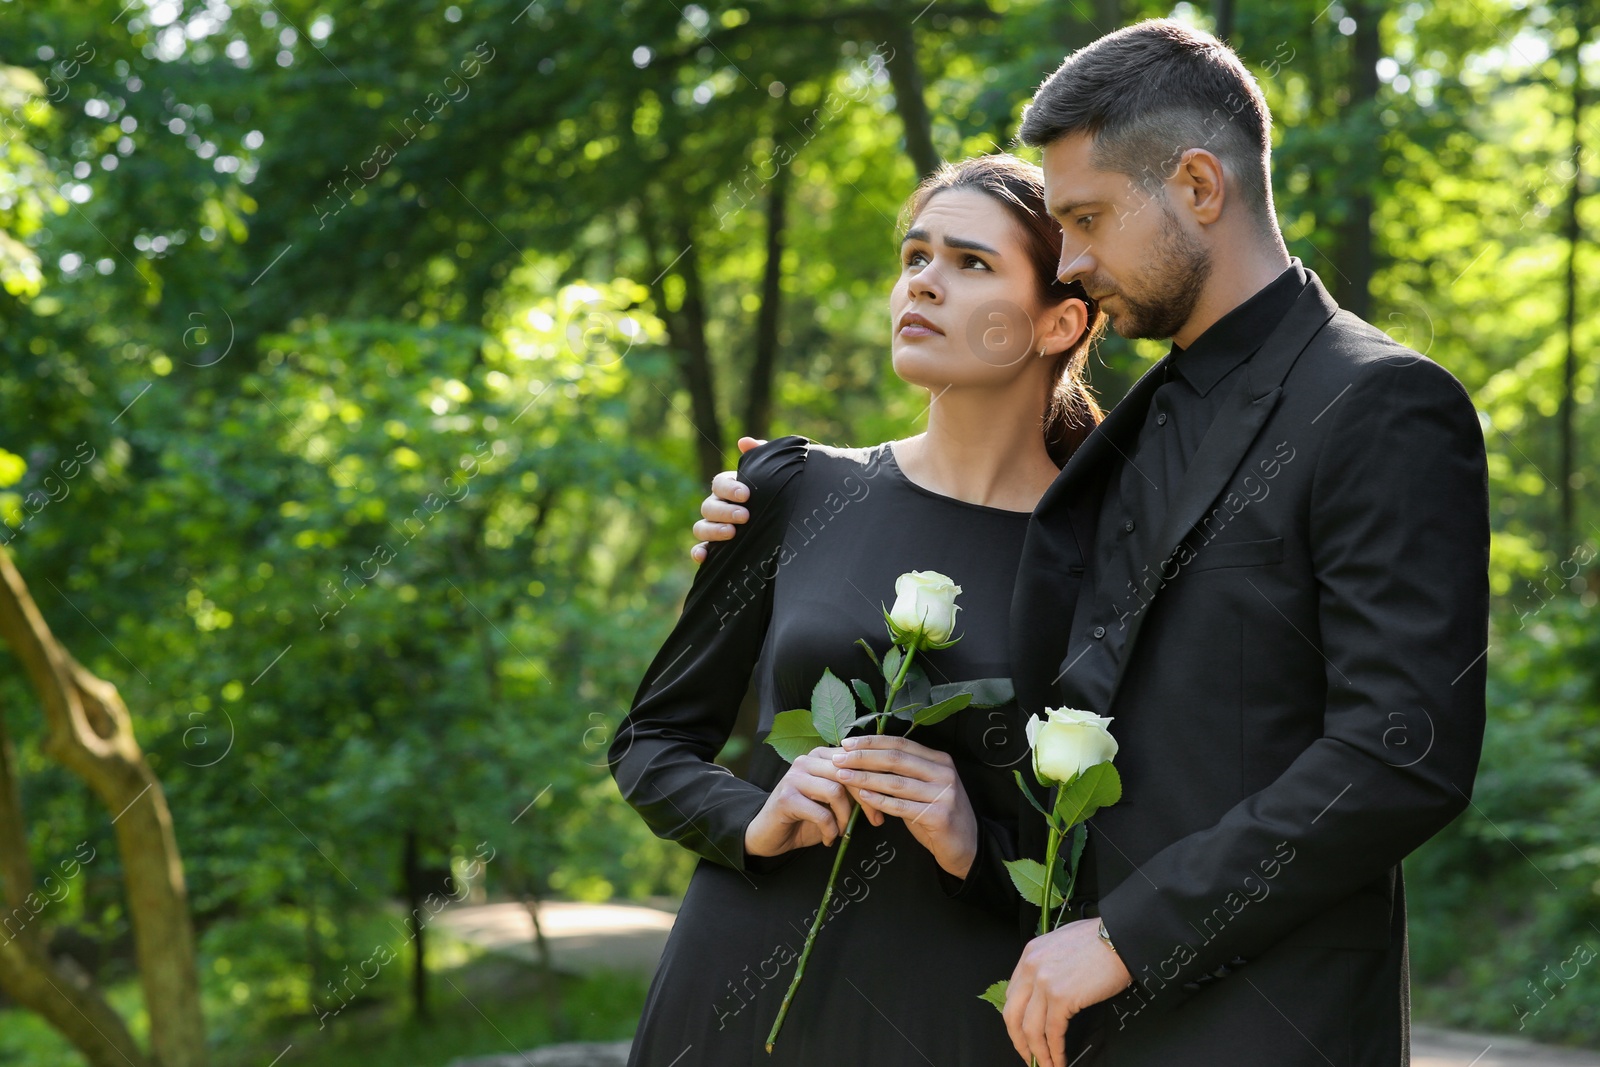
[1171,241,1293,350]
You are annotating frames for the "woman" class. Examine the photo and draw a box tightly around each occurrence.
[609,153,1103,1065]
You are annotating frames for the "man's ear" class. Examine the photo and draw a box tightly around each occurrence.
[1174,147,1226,226]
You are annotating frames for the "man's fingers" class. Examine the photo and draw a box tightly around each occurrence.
[1022,988,1055,1067]
[1003,969,1034,1063]
[1047,1001,1072,1067]
[736,436,767,454]
[692,518,737,542]
[701,498,749,525]
[711,470,750,504]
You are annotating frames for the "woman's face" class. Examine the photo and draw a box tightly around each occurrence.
[890,187,1085,392]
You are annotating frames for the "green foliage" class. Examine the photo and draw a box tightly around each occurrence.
[1409,598,1600,1044]
[0,0,1597,1049]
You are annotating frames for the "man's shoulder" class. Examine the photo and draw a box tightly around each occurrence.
[1300,309,1471,404]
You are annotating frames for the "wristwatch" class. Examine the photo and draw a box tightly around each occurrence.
[1099,918,1133,988]
[1097,917,1116,953]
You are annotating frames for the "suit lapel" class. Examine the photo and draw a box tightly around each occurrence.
[1012,353,1172,719]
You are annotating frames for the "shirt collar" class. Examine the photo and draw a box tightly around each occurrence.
[1166,258,1309,396]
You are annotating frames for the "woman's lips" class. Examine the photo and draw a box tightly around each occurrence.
[897,311,943,338]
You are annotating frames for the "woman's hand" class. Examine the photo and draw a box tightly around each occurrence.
[743,745,857,859]
[819,734,979,881]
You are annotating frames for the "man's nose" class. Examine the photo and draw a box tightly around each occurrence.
[1057,242,1094,285]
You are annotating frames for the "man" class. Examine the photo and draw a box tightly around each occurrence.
[690,19,1488,1067]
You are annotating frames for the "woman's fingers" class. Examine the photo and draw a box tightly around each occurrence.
[833,737,950,787]
[778,790,840,846]
[834,767,941,804]
[791,764,854,835]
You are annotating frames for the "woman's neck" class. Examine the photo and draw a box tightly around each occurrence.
[893,381,1062,512]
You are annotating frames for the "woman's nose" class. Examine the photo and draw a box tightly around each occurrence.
[908,265,943,301]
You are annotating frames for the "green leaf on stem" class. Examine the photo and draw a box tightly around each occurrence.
[930,677,1014,708]
[882,646,904,685]
[904,662,931,706]
[855,638,882,670]
[1052,761,1122,828]
[1004,858,1064,909]
[851,678,878,715]
[979,979,1009,1013]
[889,663,931,717]
[767,709,826,763]
[1013,770,1054,821]
[912,692,972,726]
[810,669,857,745]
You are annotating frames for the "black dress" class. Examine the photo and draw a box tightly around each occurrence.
[610,435,1037,1067]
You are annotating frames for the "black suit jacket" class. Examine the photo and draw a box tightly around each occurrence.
[1008,269,1489,1065]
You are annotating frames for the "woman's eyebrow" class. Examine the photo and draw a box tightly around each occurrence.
[899,227,1001,256]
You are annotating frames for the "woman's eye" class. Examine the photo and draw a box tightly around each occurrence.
[964,255,992,270]
[904,250,928,268]
[1076,215,1095,230]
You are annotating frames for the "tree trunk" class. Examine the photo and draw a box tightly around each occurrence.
[1559,9,1587,550]
[1331,0,1378,320]
[744,135,791,439]
[880,15,941,180]
[402,828,429,1021]
[1214,0,1236,44]
[669,224,726,484]
[0,544,204,1067]
[637,195,726,483]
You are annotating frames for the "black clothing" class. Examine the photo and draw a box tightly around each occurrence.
[612,438,1038,1066]
[1010,264,1490,1066]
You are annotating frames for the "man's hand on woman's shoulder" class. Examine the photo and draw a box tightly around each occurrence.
[690,436,767,563]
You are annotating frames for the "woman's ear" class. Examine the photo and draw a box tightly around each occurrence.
[1038,297,1089,359]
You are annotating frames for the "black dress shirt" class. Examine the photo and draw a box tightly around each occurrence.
[1059,259,1310,716]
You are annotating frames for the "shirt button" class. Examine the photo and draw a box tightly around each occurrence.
[1156,413,1169,426]
[1123,519,1136,533]
[1092,626,1106,639]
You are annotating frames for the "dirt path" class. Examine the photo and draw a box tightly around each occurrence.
[436,901,1600,1066]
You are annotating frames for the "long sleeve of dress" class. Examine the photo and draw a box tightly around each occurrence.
[608,435,810,873]
[935,809,1024,926]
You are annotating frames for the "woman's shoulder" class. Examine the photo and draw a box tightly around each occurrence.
[737,436,889,497]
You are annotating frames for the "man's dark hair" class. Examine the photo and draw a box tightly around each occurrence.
[1018,19,1276,230]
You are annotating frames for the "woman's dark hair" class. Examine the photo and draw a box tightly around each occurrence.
[899,153,1105,466]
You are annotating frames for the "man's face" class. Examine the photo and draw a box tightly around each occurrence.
[1041,133,1210,341]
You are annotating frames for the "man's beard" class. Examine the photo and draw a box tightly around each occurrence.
[1097,205,1212,341]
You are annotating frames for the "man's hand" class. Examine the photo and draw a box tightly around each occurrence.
[1003,918,1133,1067]
[691,436,766,563]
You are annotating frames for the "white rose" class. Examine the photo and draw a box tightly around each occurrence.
[886,570,962,648]
[1025,707,1118,785]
